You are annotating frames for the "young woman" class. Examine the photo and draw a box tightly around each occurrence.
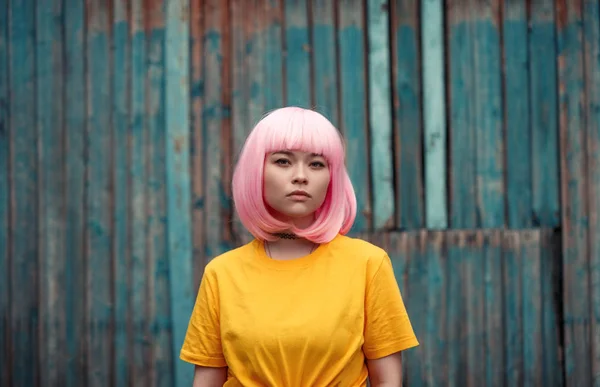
[180,107,418,387]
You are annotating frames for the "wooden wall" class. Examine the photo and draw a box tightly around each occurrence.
[0,0,598,386]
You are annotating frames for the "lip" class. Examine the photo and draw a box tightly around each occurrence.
[288,190,311,198]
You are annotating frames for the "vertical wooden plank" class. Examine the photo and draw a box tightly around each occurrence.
[503,230,523,386]
[0,0,9,383]
[503,0,532,229]
[446,231,467,387]
[465,231,484,386]
[367,0,394,230]
[111,0,129,385]
[37,0,65,384]
[130,1,148,385]
[338,0,370,231]
[204,0,232,260]
[402,232,427,386]
[556,1,591,385]
[473,0,504,228]
[86,1,112,385]
[424,231,446,386]
[64,0,87,384]
[540,229,563,387]
[390,0,423,230]
[583,1,600,384]
[421,0,448,229]
[285,0,310,107]
[165,0,193,384]
[530,1,559,227]
[521,230,543,386]
[447,0,476,228]
[264,0,284,112]
[9,0,39,384]
[311,0,338,125]
[190,0,206,285]
[483,230,504,387]
[146,2,172,385]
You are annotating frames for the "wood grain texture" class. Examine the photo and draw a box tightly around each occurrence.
[530,1,559,227]
[583,0,600,383]
[503,0,532,228]
[86,1,113,384]
[446,231,467,387]
[0,0,9,384]
[111,1,130,385]
[483,230,504,387]
[311,0,338,125]
[391,0,423,230]
[447,0,476,228]
[190,0,206,288]
[338,0,370,232]
[421,0,448,229]
[36,0,65,384]
[367,0,394,230]
[556,1,591,385]
[264,0,284,112]
[146,3,172,385]
[472,0,504,228]
[64,0,87,384]
[465,231,484,387]
[164,0,194,384]
[285,0,310,107]
[131,1,149,384]
[503,230,523,386]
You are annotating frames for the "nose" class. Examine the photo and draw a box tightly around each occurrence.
[292,164,308,185]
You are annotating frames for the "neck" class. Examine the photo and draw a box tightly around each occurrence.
[265,235,317,260]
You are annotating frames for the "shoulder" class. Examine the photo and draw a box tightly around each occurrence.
[202,240,258,277]
[330,234,388,267]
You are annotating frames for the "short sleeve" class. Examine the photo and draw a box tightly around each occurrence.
[363,254,419,359]
[179,267,227,367]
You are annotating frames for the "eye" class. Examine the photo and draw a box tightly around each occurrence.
[275,158,291,166]
[310,160,327,168]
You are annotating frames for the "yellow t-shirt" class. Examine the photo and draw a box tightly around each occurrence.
[180,234,418,386]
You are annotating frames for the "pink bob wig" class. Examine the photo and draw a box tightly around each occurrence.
[231,106,357,243]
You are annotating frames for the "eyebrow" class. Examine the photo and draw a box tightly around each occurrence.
[272,150,324,157]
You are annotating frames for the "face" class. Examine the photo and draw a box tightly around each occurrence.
[263,150,331,227]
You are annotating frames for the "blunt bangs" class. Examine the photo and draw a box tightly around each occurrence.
[232,107,357,243]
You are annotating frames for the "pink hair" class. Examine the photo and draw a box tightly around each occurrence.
[232,106,357,243]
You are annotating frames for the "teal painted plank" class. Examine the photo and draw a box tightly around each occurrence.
[504,0,532,229]
[146,4,173,385]
[190,0,207,285]
[540,229,563,386]
[204,0,232,260]
[285,0,310,107]
[424,232,446,386]
[483,230,504,387]
[530,2,559,227]
[311,0,338,126]
[583,0,600,382]
[131,1,149,384]
[465,232,484,385]
[111,1,129,386]
[556,1,591,385]
[448,2,476,228]
[9,0,39,384]
[37,0,65,384]
[503,231,523,386]
[0,0,9,384]
[338,0,370,231]
[263,0,284,112]
[473,1,504,228]
[402,233,426,386]
[521,231,543,386]
[421,0,447,229]
[165,0,194,384]
[86,2,113,385]
[64,0,87,384]
[367,0,394,230]
[446,232,467,387]
[391,0,423,230]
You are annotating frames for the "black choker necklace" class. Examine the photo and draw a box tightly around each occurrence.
[273,232,298,240]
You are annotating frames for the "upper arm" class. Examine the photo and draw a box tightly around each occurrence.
[193,365,228,387]
[366,352,403,387]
